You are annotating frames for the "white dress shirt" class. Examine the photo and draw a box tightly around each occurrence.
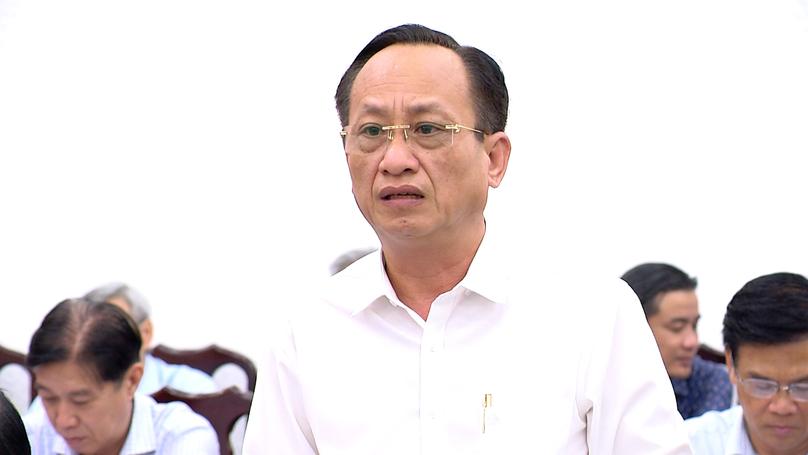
[244,226,692,454]
[686,406,757,455]
[25,393,219,455]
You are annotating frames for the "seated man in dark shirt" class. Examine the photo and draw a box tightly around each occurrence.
[622,263,732,419]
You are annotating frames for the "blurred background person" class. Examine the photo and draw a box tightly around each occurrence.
[687,272,808,455]
[328,247,377,275]
[84,282,217,395]
[622,262,732,419]
[24,298,219,454]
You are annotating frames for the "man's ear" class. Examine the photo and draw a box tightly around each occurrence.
[139,319,154,352]
[485,132,511,188]
[725,348,737,386]
[124,362,144,397]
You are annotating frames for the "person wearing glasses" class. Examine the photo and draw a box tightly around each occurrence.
[622,263,732,419]
[243,24,690,454]
[686,272,808,455]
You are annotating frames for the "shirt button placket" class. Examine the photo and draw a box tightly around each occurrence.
[419,292,452,455]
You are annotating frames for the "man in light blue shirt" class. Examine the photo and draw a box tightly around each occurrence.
[24,298,219,454]
[686,272,808,455]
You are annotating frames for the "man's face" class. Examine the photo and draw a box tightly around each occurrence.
[34,360,141,455]
[646,290,700,379]
[344,44,507,244]
[729,340,808,455]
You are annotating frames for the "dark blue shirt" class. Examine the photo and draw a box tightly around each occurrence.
[671,355,733,419]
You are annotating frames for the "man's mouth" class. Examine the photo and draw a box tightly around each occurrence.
[382,193,423,200]
[380,186,424,200]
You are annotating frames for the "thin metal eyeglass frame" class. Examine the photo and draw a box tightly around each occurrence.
[734,372,808,402]
[339,123,484,148]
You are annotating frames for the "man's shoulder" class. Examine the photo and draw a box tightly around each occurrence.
[141,394,214,435]
[693,355,728,375]
[685,406,741,446]
[133,394,219,453]
[690,356,731,388]
[22,399,56,445]
[143,354,218,395]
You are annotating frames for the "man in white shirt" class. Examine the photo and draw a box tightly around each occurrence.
[24,298,219,455]
[243,23,691,454]
[23,282,220,435]
[686,272,808,455]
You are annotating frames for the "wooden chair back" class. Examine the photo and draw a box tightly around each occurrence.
[697,343,726,364]
[152,386,253,455]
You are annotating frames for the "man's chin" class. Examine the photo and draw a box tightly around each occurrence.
[64,436,90,451]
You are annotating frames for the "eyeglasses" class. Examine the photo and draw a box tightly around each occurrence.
[736,375,808,402]
[340,122,484,154]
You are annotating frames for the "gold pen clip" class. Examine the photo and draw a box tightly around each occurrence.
[482,393,492,434]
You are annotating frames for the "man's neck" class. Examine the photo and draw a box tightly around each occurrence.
[381,221,485,320]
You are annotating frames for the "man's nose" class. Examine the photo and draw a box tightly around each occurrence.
[682,326,699,350]
[53,403,79,431]
[379,130,419,175]
[768,388,799,415]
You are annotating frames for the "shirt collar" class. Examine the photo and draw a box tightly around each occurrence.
[324,221,510,316]
[52,434,74,454]
[52,394,156,455]
[120,394,157,454]
[727,406,757,455]
[456,221,510,306]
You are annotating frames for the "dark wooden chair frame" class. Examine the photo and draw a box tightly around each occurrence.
[152,386,252,455]
[697,343,726,364]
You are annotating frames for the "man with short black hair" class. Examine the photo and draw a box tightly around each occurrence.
[686,272,808,455]
[622,263,732,419]
[244,24,690,454]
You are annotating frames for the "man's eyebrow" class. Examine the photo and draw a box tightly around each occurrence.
[354,102,388,118]
[667,317,697,325]
[34,384,52,394]
[68,390,92,397]
[34,385,93,398]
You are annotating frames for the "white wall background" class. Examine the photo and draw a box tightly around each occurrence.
[1,0,807,365]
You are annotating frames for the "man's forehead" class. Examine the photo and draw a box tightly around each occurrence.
[349,44,472,120]
[734,341,808,374]
[352,98,454,118]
